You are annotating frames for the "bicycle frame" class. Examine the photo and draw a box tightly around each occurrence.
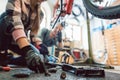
[52,0,74,29]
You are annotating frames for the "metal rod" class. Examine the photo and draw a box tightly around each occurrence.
[86,10,94,64]
[52,0,63,29]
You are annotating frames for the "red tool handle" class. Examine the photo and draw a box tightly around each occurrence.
[0,66,11,71]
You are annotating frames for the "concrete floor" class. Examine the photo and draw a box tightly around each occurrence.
[0,65,120,80]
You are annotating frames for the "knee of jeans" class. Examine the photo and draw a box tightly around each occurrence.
[0,17,13,35]
[4,23,13,35]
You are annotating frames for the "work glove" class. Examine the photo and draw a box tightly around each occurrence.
[21,45,50,76]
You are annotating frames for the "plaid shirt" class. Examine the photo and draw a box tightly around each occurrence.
[4,0,42,41]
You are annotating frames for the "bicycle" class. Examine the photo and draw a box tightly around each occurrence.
[82,0,120,19]
[50,0,114,69]
[52,0,120,25]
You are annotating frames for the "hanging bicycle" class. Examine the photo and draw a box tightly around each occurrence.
[82,0,120,19]
[52,0,120,23]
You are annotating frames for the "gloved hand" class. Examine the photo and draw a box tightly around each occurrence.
[21,45,50,76]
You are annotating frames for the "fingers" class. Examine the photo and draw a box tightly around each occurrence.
[35,65,51,77]
[29,60,47,74]
[45,71,51,76]
[28,65,38,73]
[28,64,41,73]
[38,64,45,73]
[38,60,46,73]
[35,66,39,73]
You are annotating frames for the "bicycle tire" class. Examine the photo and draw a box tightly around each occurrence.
[82,0,120,19]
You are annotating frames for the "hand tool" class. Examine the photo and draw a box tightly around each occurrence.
[0,66,11,71]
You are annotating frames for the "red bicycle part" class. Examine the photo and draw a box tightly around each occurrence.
[65,0,74,14]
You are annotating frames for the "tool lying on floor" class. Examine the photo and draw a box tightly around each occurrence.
[62,64,105,77]
[0,66,31,78]
[46,63,105,77]
[12,72,30,78]
[0,66,11,71]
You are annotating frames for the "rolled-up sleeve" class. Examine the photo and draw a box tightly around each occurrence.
[6,0,26,41]
[6,0,24,29]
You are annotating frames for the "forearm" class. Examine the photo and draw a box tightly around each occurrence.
[12,29,30,49]
[16,37,30,49]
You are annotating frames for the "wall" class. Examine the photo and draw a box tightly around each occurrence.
[0,0,7,14]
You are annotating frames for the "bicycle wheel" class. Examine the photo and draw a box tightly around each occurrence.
[82,0,120,19]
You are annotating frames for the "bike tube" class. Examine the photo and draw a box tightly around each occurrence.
[82,0,120,19]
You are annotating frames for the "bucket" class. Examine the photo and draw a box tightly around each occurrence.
[73,51,80,59]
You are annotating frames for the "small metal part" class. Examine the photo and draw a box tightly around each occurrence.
[60,72,66,79]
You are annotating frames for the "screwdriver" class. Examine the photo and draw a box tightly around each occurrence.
[0,66,11,71]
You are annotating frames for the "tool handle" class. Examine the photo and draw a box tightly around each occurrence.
[0,66,11,71]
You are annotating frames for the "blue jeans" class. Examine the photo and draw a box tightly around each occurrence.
[0,13,13,51]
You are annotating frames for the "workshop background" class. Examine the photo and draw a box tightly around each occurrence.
[0,0,120,80]
[37,0,120,66]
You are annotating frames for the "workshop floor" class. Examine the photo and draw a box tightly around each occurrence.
[2,52,120,80]
[0,65,120,80]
